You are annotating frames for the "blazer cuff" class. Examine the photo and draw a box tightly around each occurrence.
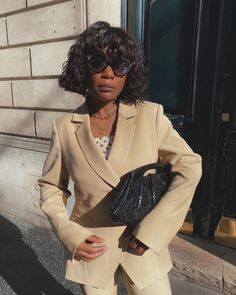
[132,226,162,255]
[71,231,94,263]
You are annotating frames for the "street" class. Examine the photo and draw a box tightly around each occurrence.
[0,213,224,295]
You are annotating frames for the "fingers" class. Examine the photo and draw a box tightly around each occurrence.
[74,235,107,262]
[128,237,148,255]
[129,237,138,248]
[85,235,104,244]
[136,245,147,254]
[75,247,105,262]
[80,241,107,254]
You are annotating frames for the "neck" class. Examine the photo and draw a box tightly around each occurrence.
[87,97,118,116]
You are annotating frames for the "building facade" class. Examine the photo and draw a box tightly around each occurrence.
[0,0,235,245]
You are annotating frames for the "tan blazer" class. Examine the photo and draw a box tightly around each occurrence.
[38,101,202,289]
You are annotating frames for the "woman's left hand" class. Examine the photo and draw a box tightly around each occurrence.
[128,236,148,255]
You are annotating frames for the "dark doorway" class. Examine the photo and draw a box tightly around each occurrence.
[127,0,236,238]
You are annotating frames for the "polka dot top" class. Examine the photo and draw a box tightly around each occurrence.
[95,136,114,160]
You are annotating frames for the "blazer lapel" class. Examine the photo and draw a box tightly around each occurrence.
[71,101,137,186]
[72,102,120,188]
[108,102,136,175]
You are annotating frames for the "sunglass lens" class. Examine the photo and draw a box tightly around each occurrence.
[87,54,131,76]
[113,62,131,76]
[87,55,107,73]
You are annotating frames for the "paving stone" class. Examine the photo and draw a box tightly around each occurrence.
[35,110,68,138]
[0,81,12,106]
[0,109,34,136]
[87,0,121,26]
[0,0,26,15]
[12,79,83,109]
[0,47,31,78]
[27,0,55,6]
[7,1,85,45]
[0,17,7,46]
[31,40,75,76]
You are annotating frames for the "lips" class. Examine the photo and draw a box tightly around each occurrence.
[98,85,115,92]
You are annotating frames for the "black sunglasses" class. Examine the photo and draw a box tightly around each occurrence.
[86,54,132,77]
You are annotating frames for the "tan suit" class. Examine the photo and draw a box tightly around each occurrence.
[38,101,202,290]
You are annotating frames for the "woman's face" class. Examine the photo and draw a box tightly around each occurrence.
[86,52,128,104]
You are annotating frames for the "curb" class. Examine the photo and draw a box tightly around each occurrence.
[169,234,236,295]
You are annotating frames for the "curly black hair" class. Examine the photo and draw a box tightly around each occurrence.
[58,21,148,104]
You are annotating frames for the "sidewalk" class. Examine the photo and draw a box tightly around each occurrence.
[0,212,235,295]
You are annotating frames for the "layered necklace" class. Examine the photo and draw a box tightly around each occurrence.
[89,103,118,137]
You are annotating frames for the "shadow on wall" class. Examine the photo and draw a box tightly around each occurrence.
[0,214,73,295]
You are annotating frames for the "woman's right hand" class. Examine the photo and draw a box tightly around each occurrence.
[74,235,107,262]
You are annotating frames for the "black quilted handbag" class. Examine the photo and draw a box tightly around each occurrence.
[110,162,172,225]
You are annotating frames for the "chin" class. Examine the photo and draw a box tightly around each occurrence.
[97,93,118,102]
[88,90,120,104]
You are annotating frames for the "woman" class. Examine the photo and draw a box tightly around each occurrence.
[38,21,202,295]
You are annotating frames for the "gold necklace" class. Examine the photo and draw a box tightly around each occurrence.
[92,110,117,136]
[93,118,107,136]
[91,107,117,120]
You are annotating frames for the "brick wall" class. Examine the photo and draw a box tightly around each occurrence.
[0,0,121,139]
[0,0,121,227]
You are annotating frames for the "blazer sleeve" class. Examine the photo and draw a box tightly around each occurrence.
[132,104,202,254]
[38,121,93,260]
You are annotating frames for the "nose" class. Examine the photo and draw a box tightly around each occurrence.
[101,65,114,79]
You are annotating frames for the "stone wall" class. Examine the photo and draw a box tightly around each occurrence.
[0,0,121,227]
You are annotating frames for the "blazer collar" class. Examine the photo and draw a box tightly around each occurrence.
[71,101,137,187]
[71,100,136,123]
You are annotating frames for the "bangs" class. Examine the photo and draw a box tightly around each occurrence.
[85,28,135,61]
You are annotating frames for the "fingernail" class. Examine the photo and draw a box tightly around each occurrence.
[131,242,137,248]
[85,238,93,244]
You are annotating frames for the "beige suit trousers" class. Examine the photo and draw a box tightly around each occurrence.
[80,266,172,295]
